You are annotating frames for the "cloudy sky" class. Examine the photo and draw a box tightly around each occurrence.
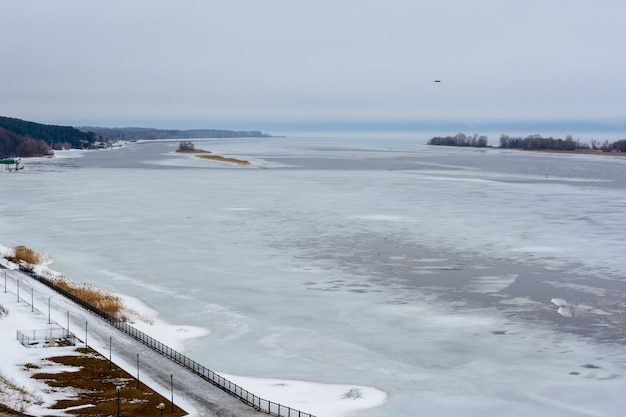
[1,0,625,129]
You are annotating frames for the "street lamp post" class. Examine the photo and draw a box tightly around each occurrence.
[157,402,165,417]
[116,385,121,417]
[136,353,140,389]
[109,336,113,369]
[170,372,174,412]
[31,288,33,312]
[16,279,19,302]
[48,297,51,323]
[85,321,88,347]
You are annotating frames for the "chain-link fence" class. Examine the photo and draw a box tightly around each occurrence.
[16,326,77,347]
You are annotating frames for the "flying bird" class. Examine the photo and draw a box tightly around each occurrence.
[433,80,441,83]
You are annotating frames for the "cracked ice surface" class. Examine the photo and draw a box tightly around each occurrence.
[2,135,626,416]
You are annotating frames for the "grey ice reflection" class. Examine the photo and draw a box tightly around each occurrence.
[2,136,626,416]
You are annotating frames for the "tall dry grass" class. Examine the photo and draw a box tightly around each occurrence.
[50,278,149,323]
[10,245,42,265]
[3,245,148,323]
[52,278,125,319]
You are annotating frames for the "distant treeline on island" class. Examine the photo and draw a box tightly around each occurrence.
[428,133,626,152]
[0,115,272,158]
[81,127,272,141]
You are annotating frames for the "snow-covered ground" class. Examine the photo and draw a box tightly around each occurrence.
[2,135,626,416]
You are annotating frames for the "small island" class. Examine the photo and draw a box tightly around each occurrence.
[175,141,251,165]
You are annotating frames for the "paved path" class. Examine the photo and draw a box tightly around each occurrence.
[3,268,268,417]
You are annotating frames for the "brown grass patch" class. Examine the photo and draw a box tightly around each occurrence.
[31,347,187,417]
[196,154,251,165]
[175,147,250,165]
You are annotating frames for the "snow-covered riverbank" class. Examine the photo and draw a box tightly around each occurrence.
[0,247,386,417]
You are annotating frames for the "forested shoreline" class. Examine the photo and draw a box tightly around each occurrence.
[0,115,272,158]
[0,116,95,157]
[428,132,626,152]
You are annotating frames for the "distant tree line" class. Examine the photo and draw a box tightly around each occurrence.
[0,115,274,157]
[595,139,626,152]
[428,133,488,147]
[499,134,588,150]
[0,116,95,152]
[0,128,53,157]
[428,132,626,153]
[81,127,272,141]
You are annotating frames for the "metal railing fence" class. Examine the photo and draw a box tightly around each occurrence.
[18,266,314,417]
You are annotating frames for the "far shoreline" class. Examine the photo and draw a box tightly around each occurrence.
[430,144,626,157]
[517,148,626,156]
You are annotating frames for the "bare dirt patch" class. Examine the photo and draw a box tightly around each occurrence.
[30,347,187,417]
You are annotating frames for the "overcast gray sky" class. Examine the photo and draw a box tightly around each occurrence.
[1,0,625,129]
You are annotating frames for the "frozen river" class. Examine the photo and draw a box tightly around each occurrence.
[2,134,626,416]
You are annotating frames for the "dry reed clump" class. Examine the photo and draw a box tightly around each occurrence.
[3,245,150,322]
[52,278,124,319]
[4,246,42,266]
[30,347,186,417]
[14,246,41,264]
[0,303,8,317]
[50,278,150,324]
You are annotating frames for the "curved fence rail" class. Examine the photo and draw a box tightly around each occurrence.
[19,266,315,417]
